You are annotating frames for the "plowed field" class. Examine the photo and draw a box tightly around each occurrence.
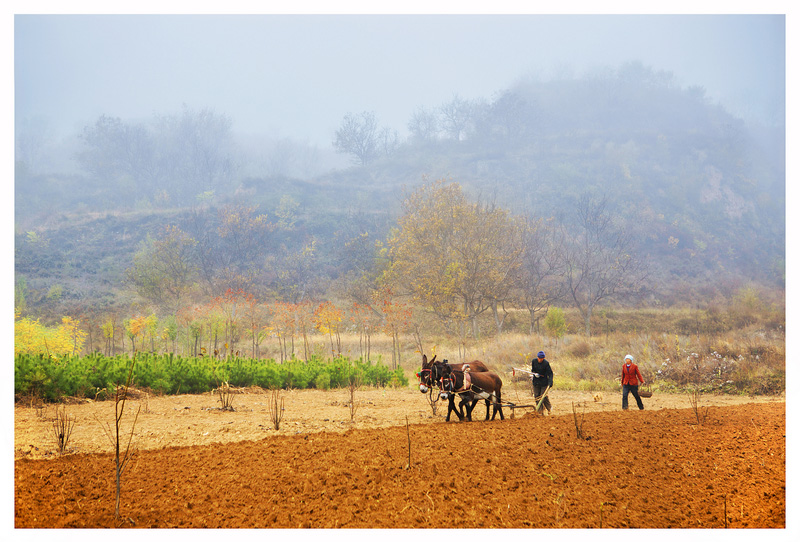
[14,387,785,529]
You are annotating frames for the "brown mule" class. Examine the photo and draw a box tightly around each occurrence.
[418,355,489,421]
[438,365,505,421]
[431,359,492,420]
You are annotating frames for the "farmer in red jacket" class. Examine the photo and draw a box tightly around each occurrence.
[621,354,645,410]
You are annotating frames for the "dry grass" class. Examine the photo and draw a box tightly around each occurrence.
[231,304,783,396]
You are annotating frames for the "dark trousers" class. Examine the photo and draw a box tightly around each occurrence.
[622,384,644,410]
[533,384,551,412]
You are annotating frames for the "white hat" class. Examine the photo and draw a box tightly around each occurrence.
[625,354,634,362]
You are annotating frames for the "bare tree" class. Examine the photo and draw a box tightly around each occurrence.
[76,115,160,197]
[516,215,568,334]
[407,105,439,143]
[378,126,399,156]
[483,206,526,334]
[563,194,647,336]
[155,105,237,199]
[97,356,140,521]
[347,370,361,422]
[333,111,380,165]
[51,405,75,454]
[485,90,529,141]
[439,95,477,141]
[77,107,238,205]
[268,388,285,430]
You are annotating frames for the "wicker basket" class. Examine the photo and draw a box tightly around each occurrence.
[639,390,653,398]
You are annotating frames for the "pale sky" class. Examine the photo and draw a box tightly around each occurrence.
[13,8,787,146]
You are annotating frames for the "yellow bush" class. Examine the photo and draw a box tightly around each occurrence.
[14,311,86,356]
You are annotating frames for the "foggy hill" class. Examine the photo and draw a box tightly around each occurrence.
[14,64,785,320]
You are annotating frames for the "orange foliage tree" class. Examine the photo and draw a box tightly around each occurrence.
[375,289,412,370]
[211,288,255,356]
[268,301,294,362]
[268,301,313,362]
[349,302,379,362]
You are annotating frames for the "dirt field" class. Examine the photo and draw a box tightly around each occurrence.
[14,385,785,528]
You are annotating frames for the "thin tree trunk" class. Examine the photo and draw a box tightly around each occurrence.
[585,306,592,337]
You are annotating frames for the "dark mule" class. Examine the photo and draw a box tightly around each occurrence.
[429,359,490,421]
[418,354,467,419]
[439,365,505,421]
[418,356,489,421]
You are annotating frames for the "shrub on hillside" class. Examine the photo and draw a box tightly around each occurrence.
[544,307,567,339]
[568,341,592,358]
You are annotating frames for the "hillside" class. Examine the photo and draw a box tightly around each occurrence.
[14,64,785,320]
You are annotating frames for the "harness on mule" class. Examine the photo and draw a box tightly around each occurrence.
[448,371,494,401]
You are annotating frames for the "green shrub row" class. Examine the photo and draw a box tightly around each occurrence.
[14,353,408,402]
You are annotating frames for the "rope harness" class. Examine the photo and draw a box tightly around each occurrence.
[441,371,492,399]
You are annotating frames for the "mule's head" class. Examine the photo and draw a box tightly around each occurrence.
[417,354,437,393]
[432,359,452,379]
[417,368,434,393]
[438,364,457,400]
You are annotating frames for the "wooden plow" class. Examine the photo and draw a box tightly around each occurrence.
[506,367,552,415]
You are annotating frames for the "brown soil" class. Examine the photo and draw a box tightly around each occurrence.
[14,386,785,528]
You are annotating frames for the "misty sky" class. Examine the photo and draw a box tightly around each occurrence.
[14,12,787,148]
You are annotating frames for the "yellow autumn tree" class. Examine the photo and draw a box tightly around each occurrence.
[313,301,344,357]
[385,180,524,339]
[15,310,87,356]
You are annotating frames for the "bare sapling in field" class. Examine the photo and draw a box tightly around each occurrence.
[426,388,439,417]
[216,381,236,411]
[688,353,709,425]
[97,355,141,521]
[571,402,588,440]
[347,371,361,422]
[689,386,709,425]
[268,387,285,430]
[51,404,75,454]
[404,415,412,470]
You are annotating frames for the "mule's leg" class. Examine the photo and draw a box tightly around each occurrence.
[460,394,478,421]
[457,397,470,420]
[491,390,505,420]
[467,398,479,421]
[446,395,463,422]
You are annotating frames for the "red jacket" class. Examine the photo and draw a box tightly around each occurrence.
[621,362,643,386]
